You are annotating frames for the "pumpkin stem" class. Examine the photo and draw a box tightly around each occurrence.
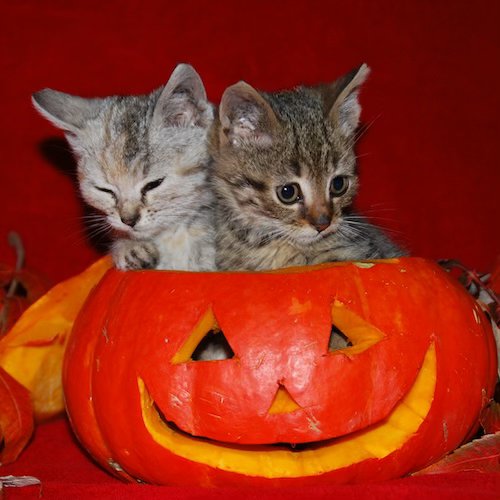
[5,232,25,299]
[0,232,26,334]
[8,231,25,273]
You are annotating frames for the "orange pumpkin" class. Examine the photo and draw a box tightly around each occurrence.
[63,258,497,485]
[0,256,112,420]
[0,234,48,335]
[0,366,33,464]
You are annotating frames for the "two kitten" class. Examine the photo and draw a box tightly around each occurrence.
[33,64,404,272]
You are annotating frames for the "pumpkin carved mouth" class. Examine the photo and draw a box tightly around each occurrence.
[138,342,436,478]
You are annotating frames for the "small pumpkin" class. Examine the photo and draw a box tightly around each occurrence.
[0,256,112,420]
[0,366,33,465]
[63,258,497,486]
[0,233,48,335]
[490,256,500,295]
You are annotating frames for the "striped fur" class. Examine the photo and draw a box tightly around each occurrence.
[33,64,216,270]
[210,65,405,270]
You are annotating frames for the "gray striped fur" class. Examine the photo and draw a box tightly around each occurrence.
[33,64,216,270]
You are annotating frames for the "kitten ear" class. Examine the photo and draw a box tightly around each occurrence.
[32,89,102,133]
[218,81,278,148]
[326,63,370,137]
[152,63,213,129]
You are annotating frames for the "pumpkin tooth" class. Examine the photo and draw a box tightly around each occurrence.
[268,385,302,414]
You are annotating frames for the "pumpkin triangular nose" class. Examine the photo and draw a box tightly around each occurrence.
[268,384,301,414]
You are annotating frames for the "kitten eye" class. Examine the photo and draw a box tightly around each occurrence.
[330,176,349,197]
[96,186,117,200]
[276,183,302,205]
[141,178,165,195]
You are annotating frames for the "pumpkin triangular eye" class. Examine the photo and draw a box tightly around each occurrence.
[191,329,234,361]
[171,308,234,363]
[329,300,385,354]
[328,324,353,351]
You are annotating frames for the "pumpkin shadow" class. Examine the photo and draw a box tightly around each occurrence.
[38,137,111,254]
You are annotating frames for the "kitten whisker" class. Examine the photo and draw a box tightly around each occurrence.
[338,226,371,244]
[253,227,287,245]
[343,217,404,237]
[349,214,398,224]
[60,224,110,250]
[81,214,106,222]
[354,152,371,160]
[363,202,397,210]
[339,222,366,237]
[353,209,398,218]
[85,224,113,240]
[353,114,381,146]
[339,114,382,162]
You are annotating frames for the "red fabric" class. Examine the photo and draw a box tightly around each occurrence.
[0,418,498,499]
[1,0,499,497]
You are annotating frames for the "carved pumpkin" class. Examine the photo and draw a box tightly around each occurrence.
[63,258,497,486]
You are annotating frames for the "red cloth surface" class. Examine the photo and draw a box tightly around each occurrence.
[1,0,499,498]
[0,418,498,499]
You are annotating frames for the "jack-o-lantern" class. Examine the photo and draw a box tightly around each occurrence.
[63,258,497,486]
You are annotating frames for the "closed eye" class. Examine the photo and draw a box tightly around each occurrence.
[95,186,117,200]
[141,178,165,195]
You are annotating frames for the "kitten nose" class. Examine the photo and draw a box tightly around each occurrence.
[312,215,331,233]
[120,212,140,228]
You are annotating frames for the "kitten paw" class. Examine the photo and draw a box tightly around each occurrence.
[112,240,159,270]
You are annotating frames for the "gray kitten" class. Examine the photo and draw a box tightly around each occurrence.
[32,64,216,271]
[210,64,404,271]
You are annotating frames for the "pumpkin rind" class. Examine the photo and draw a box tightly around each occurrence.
[63,258,497,485]
[0,255,112,420]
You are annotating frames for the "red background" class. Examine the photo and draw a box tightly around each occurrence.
[1,0,499,498]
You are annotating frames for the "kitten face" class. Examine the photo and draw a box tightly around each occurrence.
[212,65,368,247]
[33,64,213,241]
[74,104,210,240]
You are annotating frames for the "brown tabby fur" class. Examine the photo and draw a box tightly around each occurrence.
[209,64,404,271]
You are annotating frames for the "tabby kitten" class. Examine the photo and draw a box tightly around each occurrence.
[32,64,216,271]
[210,64,404,271]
